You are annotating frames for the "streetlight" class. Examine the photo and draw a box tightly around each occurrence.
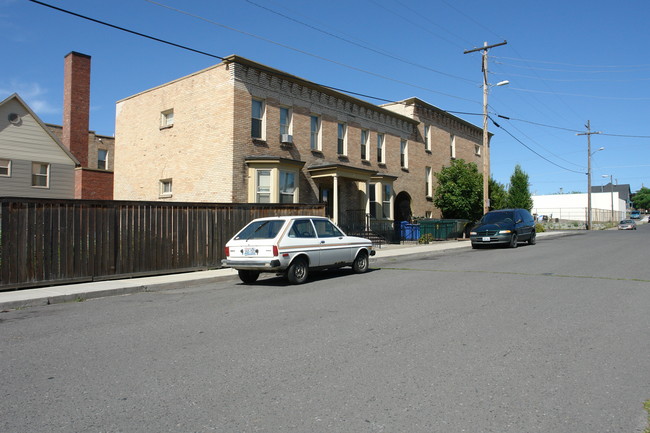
[602,174,614,223]
[464,41,508,215]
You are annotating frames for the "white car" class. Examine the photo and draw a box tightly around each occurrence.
[222,216,375,284]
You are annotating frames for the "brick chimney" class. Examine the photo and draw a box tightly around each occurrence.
[62,51,91,167]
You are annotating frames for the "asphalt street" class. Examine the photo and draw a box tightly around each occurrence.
[1,227,649,432]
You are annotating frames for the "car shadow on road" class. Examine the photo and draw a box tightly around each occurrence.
[239,268,380,287]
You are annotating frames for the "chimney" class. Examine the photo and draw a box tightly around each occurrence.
[62,51,91,167]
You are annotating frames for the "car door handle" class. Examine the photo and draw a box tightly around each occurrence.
[320,240,325,244]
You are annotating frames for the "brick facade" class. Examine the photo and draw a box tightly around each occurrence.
[115,55,486,228]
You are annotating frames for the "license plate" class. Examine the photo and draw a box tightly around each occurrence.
[482,237,491,242]
[243,247,257,256]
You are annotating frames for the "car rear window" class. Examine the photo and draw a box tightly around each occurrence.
[235,220,285,240]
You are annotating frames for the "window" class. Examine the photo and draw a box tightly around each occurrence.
[279,170,296,203]
[160,179,172,197]
[289,219,316,238]
[251,98,265,139]
[400,139,408,168]
[337,123,347,155]
[97,149,108,170]
[377,133,385,164]
[475,144,481,156]
[312,219,344,238]
[0,159,10,177]
[280,107,292,136]
[382,184,391,219]
[32,162,49,188]
[450,134,456,159]
[424,125,431,152]
[369,184,377,218]
[360,129,369,160]
[310,115,321,151]
[160,109,174,128]
[425,166,432,197]
[256,169,271,203]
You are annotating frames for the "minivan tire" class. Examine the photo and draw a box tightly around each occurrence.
[528,231,537,245]
[509,233,518,248]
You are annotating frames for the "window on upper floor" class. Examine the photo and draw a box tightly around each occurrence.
[160,179,172,197]
[0,159,11,177]
[424,125,431,152]
[360,129,369,161]
[475,144,481,156]
[251,98,265,140]
[337,123,347,156]
[32,162,49,188]
[377,133,385,164]
[279,107,292,143]
[310,115,321,151]
[400,139,408,169]
[160,109,174,129]
[97,149,108,170]
[450,134,456,159]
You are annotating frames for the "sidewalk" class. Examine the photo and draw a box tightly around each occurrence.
[0,233,561,311]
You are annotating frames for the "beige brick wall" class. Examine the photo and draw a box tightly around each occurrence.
[114,64,235,202]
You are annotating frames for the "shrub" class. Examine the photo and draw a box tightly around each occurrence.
[535,223,546,233]
[418,233,435,244]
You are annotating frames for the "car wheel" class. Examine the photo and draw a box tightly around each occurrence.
[509,233,518,248]
[352,250,369,273]
[238,270,260,284]
[528,231,537,245]
[287,257,308,284]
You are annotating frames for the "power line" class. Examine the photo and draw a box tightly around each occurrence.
[489,116,585,174]
[493,55,650,69]
[245,0,476,84]
[26,0,226,60]
[144,0,479,104]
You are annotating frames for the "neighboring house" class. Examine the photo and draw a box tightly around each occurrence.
[591,183,631,210]
[532,192,626,223]
[114,55,485,235]
[0,93,79,198]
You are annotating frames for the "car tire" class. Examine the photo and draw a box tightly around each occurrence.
[287,257,308,284]
[509,233,518,248]
[352,250,369,273]
[238,270,260,284]
[528,231,537,245]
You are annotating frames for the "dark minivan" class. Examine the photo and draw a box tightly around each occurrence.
[470,208,536,249]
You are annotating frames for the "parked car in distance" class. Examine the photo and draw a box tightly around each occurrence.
[618,219,637,230]
[630,210,641,219]
[470,208,536,249]
[222,216,375,284]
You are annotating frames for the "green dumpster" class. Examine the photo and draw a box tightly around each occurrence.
[419,219,456,240]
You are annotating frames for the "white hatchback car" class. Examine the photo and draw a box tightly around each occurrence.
[222,216,375,284]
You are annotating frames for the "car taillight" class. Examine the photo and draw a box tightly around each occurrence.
[224,246,230,257]
[273,245,279,257]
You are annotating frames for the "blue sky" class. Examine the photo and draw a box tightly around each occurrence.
[2,0,649,195]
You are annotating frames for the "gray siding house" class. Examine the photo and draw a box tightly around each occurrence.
[0,93,79,198]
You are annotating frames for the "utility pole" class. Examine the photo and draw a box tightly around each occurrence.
[464,40,507,215]
[577,121,602,230]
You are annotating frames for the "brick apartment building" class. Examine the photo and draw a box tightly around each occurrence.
[114,55,485,234]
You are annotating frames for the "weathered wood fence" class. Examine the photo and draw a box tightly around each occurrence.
[0,198,325,290]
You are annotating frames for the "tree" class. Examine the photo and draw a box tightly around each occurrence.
[434,159,483,221]
[632,187,650,211]
[489,177,508,210]
[506,164,533,210]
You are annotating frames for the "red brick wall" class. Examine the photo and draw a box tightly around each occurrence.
[74,168,114,200]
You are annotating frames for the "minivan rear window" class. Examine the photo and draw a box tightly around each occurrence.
[235,220,285,240]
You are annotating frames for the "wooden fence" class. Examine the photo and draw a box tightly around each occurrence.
[0,198,325,290]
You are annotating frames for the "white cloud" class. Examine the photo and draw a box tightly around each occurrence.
[0,80,59,115]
